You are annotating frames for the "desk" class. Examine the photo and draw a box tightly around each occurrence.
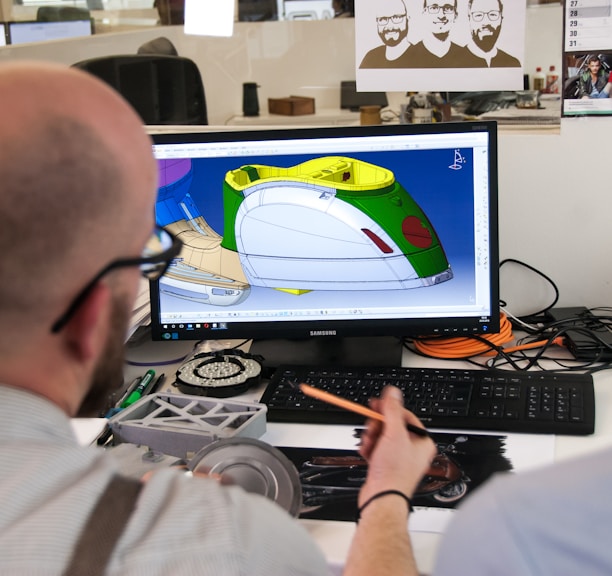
[121,337,612,575]
[223,103,562,132]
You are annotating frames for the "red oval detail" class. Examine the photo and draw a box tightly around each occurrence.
[402,216,432,248]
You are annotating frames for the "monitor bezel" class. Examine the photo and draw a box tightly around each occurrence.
[149,121,500,344]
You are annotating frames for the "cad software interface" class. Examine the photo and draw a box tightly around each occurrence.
[152,127,495,339]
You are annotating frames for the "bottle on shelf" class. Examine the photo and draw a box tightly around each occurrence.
[533,67,546,92]
[545,65,559,94]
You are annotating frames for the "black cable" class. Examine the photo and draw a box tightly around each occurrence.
[499,258,560,321]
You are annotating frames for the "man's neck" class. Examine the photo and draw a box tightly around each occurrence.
[385,38,410,61]
[0,344,85,417]
[423,35,450,57]
[468,41,496,65]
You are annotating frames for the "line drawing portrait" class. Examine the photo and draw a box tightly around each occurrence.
[359,0,412,68]
[355,0,526,92]
[406,0,487,68]
[466,0,522,67]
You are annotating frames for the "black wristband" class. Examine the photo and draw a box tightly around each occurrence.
[356,489,414,522]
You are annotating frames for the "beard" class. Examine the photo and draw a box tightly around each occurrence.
[472,25,501,52]
[76,292,130,417]
[379,24,408,47]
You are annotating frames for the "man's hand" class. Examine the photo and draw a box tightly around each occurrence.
[344,386,437,576]
[358,386,437,507]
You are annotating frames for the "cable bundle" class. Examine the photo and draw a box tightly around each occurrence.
[412,313,514,359]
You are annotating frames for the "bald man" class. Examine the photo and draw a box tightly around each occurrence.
[359,0,412,68]
[0,61,436,575]
[0,61,328,575]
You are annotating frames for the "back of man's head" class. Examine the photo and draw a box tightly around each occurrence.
[0,62,156,350]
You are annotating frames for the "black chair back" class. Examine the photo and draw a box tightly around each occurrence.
[72,54,208,125]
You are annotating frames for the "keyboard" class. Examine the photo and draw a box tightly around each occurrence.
[260,365,596,435]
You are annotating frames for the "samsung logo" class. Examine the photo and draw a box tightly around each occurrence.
[310,330,337,336]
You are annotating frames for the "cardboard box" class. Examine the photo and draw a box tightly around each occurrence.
[268,95,315,116]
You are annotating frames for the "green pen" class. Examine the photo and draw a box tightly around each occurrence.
[121,369,156,408]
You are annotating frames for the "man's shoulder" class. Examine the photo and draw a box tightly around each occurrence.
[447,44,487,67]
[435,448,612,576]
[123,472,329,573]
[403,41,442,67]
[490,49,521,68]
[359,45,388,69]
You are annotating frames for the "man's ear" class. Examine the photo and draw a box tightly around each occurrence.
[62,282,112,362]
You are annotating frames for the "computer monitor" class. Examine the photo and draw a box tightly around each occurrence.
[150,121,499,367]
[7,19,93,45]
[340,81,388,112]
[0,22,6,47]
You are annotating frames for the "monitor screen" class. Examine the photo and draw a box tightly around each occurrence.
[150,122,499,366]
[0,23,6,47]
[7,19,93,45]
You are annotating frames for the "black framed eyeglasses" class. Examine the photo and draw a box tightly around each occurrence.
[425,4,455,14]
[51,225,182,334]
[470,10,500,21]
[376,13,406,25]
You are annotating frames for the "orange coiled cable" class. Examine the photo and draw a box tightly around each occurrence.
[413,313,515,358]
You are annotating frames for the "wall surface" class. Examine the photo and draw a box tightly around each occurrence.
[1,11,610,316]
[497,120,612,316]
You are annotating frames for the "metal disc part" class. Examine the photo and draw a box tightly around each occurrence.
[188,437,302,517]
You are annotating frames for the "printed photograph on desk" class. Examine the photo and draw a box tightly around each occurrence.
[279,431,552,524]
[562,0,612,116]
[354,0,526,92]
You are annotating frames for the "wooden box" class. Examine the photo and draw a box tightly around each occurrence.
[268,95,315,116]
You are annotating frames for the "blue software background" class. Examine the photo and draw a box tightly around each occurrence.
[157,145,480,315]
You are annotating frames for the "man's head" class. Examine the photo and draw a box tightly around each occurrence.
[423,0,457,41]
[0,62,159,415]
[468,0,503,53]
[376,0,409,48]
[587,55,602,74]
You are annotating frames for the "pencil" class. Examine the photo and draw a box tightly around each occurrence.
[295,382,431,438]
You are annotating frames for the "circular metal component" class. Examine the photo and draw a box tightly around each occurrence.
[189,438,302,517]
[175,350,262,397]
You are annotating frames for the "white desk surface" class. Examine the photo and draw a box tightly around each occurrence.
[121,337,612,576]
[222,102,561,132]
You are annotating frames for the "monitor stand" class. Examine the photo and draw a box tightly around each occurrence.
[249,336,403,370]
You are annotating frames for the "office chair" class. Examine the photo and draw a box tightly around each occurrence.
[72,55,208,125]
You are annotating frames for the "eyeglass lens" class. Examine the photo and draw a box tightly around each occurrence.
[376,14,406,25]
[426,4,455,14]
[471,10,500,21]
[140,227,177,279]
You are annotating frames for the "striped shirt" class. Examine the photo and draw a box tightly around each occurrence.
[0,385,329,575]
